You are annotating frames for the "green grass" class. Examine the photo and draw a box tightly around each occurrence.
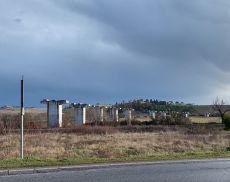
[1,150,230,169]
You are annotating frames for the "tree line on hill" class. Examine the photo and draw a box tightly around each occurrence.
[116,99,194,113]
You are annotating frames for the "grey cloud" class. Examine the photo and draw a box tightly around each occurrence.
[56,0,230,68]
[0,0,230,106]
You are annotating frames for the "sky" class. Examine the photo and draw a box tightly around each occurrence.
[0,0,230,106]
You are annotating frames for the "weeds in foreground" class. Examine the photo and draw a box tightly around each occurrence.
[0,125,228,161]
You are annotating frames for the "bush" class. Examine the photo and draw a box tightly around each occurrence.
[0,114,20,129]
[0,122,6,135]
[157,113,191,125]
[0,113,47,130]
[223,112,230,130]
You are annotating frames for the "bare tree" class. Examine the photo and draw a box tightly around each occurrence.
[212,97,227,123]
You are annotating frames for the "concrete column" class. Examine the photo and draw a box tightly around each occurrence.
[124,109,132,125]
[72,103,89,125]
[185,113,189,118]
[109,108,113,118]
[149,111,156,119]
[58,105,63,127]
[41,99,69,128]
[47,101,59,127]
[74,107,86,125]
[128,110,132,121]
[95,107,104,122]
[161,112,167,119]
[100,107,104,122]
[113,108,119,122]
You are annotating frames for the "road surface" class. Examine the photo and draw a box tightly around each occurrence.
[2,159,230,182]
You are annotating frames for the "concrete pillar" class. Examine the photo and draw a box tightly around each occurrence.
[161,111,167,119]
[113,108,119,122]
[100,107,104,122]
[41,99,69,128]
[58,105,63,126]
[124,109,132,125]
[185,113,189,118]
[75,107,86,125]
[149,111,156,119]
[96,107,104,122]
[72,103,89,125]
[109,108,113,118]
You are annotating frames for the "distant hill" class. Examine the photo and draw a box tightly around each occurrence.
[115,99,230,116]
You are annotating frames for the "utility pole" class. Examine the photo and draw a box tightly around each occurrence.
[20,76,24,159]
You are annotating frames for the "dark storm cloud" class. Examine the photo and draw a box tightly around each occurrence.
[0,0,230,106]
[56,0,230,67]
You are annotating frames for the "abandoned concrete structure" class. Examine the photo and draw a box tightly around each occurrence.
[124,108,132,125]
[205,113,210,117]
[41,99,69,128]
[72,103,90,125]
[185,113,189,118]
[39,98,196,128]
[149,111,156,119]
[95,106,104,122]
[161,111,167,119]
[112,107,119,122]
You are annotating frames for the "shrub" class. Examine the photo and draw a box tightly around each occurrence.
[0,122,6,135]
[0,114,20,129]
[223,112,230,130]
[158,113,191,125]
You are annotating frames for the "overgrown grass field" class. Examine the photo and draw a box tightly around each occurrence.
[0,125,230,168]
[189,117,222,123]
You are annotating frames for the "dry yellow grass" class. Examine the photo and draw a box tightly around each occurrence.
[0,108,46,115]
[189,117,222,123]
[0,127,229,160]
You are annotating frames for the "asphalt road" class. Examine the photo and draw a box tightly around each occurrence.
[2,159,230,182]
